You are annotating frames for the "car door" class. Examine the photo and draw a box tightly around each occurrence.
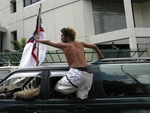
[43,99,95,113]
[42,98,95,113]
[0,99,43,113]
[95,97,150,113]
[41,70,96,113]
[94,63,150,113]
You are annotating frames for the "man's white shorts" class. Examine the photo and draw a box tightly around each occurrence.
[55,68,93,99]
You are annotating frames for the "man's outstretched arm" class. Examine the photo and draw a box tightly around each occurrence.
[82,42,104,59]
[34,35,66,49]
[93,45,104,59]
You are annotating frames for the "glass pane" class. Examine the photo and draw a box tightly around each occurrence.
[0,70,10,80]
[92,0,127,34]
[101,63,150,96]
[32,0,38,3]
[0,71,42,91]
[24,0,31,7]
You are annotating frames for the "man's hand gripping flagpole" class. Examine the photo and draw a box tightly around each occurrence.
[36,3,42,66]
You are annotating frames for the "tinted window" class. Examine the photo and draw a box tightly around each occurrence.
[101,63,150,97]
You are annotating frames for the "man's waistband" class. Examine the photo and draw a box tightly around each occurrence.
[74,66,93,74]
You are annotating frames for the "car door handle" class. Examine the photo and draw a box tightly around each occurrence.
[75,105,86,112]
[26,106,36,112]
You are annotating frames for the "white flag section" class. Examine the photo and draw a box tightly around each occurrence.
[19,18,46,68]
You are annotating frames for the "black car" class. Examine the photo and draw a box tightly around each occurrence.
[0,57,150,113]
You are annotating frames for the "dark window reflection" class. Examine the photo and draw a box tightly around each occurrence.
[100,64,150,97]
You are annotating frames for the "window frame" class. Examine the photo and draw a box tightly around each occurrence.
[23,0,41,7]
[10,0,16,13]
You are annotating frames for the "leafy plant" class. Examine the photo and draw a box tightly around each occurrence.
[3,37,26,52]
[3,37,27,65]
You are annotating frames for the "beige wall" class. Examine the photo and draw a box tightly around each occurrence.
[133,1,150,27]
[0,0,150,57]
[0,0,95,51]
[133,3,143,27]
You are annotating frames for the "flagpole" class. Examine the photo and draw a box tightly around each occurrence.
[36,3,42,66]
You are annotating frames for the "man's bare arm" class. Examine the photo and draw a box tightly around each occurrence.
[83,42,104,59]
[34,35,65,49]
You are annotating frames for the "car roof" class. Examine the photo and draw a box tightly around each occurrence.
[91,57,150,64]
[0,64,69,83]
[13,64,69,72]
[0,66,18,70]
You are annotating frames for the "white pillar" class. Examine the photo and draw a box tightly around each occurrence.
[82,0,95,38]
[123,0,138,57]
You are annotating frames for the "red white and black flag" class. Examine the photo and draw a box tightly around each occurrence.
[19,5,46,68]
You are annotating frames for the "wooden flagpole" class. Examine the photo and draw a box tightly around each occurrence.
[36,3,42,66]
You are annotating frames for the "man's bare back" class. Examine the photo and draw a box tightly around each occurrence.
[62,41,89,68]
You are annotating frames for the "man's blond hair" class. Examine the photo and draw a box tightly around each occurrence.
[61,27,76,41]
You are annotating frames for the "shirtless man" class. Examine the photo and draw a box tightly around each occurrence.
[34,27,104,99]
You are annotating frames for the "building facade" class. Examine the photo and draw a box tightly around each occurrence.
[0,0,150,60]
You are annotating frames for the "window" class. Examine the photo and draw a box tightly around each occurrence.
[101,63,150,97]
[49,71,68,99]
[11,31,17,50]
[24,0,41,7]
[11,31,17,41]
[0,71,42,99]
[10,0,16,13]
[0,32,4,66]
[97,44,130,58]
[0,70,11,80]
[0,33,2,52]
[48,70,94,99]
[92,0,127,34]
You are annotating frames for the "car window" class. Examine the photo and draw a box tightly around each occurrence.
[0,66,18,81]
[0,71,42,99]
[0,72,41,88]
[8,72,42,80]
[0,70,11,80]
[49,71,68,99]
[49,70,93,99]
[100,63,150,97]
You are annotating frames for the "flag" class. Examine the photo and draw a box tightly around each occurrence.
[19,14,46,68]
